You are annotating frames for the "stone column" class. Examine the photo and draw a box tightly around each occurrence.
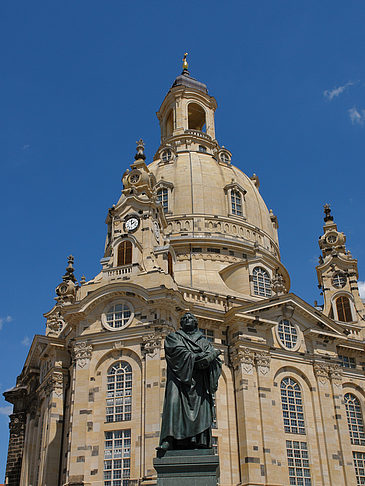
[313,362,347,485]
[230,344,265,485]
[5,412,27,486]
[39,371,66,486]
[65,341,92,486]
[328,364,358,486]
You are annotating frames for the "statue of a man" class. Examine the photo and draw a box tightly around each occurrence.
[158,312,222,451]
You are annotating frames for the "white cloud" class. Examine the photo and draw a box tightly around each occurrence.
[358,281,365,300]
[0,406,12,416]
[21,336,30,347]
[0,315,13,331]
[349,107,365,125]
[324,81,354,101]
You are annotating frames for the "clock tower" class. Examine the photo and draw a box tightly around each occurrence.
[103,139,175,277]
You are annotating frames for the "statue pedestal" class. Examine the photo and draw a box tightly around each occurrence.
[153,449,219,485]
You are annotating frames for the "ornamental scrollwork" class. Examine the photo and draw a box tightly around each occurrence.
[141,333,162,357]
[255,351,271,375]
[328,363,343,387]
[72,341,93,368]
[229,345,255,374]
[9,412,26,437]
[44,372,64,397]
[313,362,330,384]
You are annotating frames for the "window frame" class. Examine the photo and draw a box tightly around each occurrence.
[224,183,247,219]
[344,393,365,446]
[117,240,133,267]
[231,189,243,216]
[106,361,133,423]
[104,429,131,486]
[101,301,134,332]
[332,293,354,322]
[280,377,306,435]
[155,180,174,215]
[251,266,272,298]
[276,319,301,351]
[157,187,169,214]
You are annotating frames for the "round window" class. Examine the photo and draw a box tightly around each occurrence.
[102,302,133,331]
[161,149,172,163]
[332,273,347,289]
[277,319,298,349]
[220,152,230,163]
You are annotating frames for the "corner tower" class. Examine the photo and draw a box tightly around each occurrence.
[149,57,289,300]
[316,204,365,324]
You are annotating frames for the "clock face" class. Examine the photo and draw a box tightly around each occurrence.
[153,221,160,241]
[125,217,139,232]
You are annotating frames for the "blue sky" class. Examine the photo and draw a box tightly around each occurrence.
[1,0,365,477]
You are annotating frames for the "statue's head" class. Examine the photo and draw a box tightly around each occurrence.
[180,312,198,333]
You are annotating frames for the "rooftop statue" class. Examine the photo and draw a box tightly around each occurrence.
[158,312,222,451]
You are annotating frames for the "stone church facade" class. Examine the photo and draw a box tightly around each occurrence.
[4,63,365,486]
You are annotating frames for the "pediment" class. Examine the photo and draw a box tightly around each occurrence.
[226,293,346,338]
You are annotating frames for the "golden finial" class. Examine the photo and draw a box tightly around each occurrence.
[182,52,189,72]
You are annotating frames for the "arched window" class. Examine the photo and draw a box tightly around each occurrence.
[117,241,132,266]
[157,188,168,214]
[106,361,132,422]
[231,190,242,216]
[167,252,173,277]
[165,110,173,137]
[252,267,271,297]
[344,393,365,445]
[336,296,352,322]
[281,377,305,434]
[188,103,206,131]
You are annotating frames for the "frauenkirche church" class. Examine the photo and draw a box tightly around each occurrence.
[4,57,365,486]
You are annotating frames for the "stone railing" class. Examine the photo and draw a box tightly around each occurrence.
[184,129,212,141]
[165,215,279,258]
[102,264,141,280]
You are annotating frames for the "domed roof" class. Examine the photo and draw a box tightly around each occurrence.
[171,71,208,94]
[149,151,279,250]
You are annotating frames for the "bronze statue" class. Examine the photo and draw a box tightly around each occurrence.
[158,312,222,451]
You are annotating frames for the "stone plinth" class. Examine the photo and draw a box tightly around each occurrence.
[153,449,219,486]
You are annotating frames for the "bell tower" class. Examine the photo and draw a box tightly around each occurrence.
[316,204,365,324]
[155,54,218,156]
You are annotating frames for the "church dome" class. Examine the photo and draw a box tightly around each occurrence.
[148,66,289,298]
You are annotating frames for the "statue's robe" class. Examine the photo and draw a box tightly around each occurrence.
[159,329,222,445]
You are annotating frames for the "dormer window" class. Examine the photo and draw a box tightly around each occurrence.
[220,152,230,163]
[231,190,242,216]
[252,266,272,297]
[161,149,172,163]
[157,188,169,213]
[224,183,246,218]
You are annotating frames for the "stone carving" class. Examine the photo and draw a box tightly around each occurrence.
[46,311,65,336]
[272,270,286,296]
[44,372,64,397]
[9,412,26,437]
[313,362,330,384]
[255,351,271,375]
[328,363,343,387]
[73,341,93,368]
[229,345,255,374]
[141,333,162,357]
